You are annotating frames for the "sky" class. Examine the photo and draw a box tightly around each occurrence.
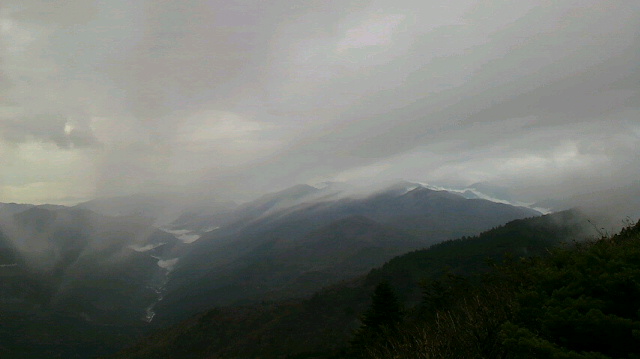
[0,0,638,205]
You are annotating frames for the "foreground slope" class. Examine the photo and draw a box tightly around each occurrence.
[115,210,591,359]
[356,218,640,359]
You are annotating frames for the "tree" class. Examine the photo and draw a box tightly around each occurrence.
[348,281,402,357]
[361,281,402,331]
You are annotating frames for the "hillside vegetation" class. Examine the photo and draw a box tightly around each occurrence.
[115,210,603,358]
[354,219,640,359]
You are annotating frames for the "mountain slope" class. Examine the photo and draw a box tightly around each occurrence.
[156,215,423,318]
[0,205,182,358]
[115,210,592,359]
[0,182,546,358]
[154,183,540,323]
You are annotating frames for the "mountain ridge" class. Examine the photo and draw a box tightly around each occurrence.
[114,209,595,359]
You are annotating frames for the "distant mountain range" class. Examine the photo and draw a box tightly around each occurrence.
[151,181,539,323]
[3,180,632,358]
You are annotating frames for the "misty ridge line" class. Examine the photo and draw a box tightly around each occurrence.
[1,177,633,303]
[0,178,631,323]
[0,178,591,287]
[0,180,541,328]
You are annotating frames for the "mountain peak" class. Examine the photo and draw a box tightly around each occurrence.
[468,182,513,202]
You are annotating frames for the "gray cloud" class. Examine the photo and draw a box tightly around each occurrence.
[0,0,638,204]
[1,115,99,148]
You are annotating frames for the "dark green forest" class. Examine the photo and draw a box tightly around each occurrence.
[351,219,640,358]
[113,210,640,358]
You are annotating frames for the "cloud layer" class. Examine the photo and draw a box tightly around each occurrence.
[1,0,638,204]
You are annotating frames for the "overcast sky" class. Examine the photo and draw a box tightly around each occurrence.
[0,0,638,204]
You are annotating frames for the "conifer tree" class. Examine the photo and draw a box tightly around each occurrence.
[361,281,402,330]
[348,281,402,357]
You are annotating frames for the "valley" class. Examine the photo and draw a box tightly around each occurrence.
[0,181,543,357]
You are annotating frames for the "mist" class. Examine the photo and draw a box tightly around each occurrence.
[0,1,638,206]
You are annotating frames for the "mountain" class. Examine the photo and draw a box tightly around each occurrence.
[77,194,173,220]
[0,205,183,358]
[355,217,640,358]
[77,194,238,229]
[533,181,640,230]
[0,202,35,218]
[0,181,545,357]
[419,181,538,209]
[152,182,540,323]
[156,215,423,316]
[468,182,514,203]
[114,210,594,359]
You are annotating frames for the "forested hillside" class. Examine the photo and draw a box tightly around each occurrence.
[115,210,598,358]
[353,218,640,358]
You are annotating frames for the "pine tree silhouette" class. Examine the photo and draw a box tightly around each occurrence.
[361,281,402,330]
[348,281,403,357]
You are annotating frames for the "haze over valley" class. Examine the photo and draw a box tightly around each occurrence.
[0,1,638,358]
